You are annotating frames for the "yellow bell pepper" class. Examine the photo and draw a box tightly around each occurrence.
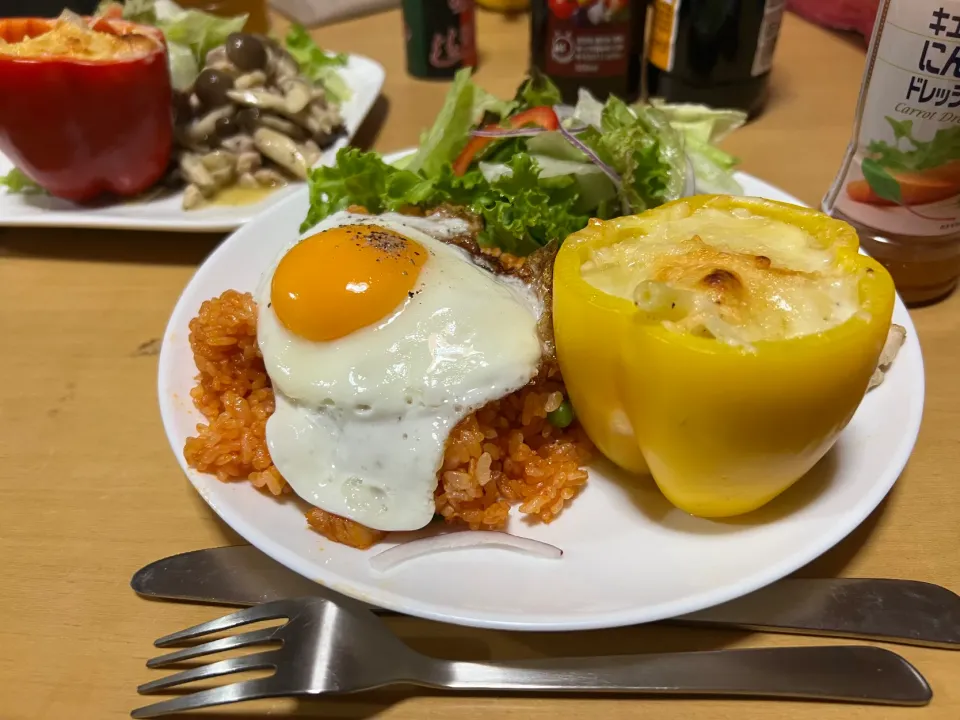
[553,195,896,517]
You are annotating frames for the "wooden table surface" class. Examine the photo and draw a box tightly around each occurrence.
[1,8,958,720]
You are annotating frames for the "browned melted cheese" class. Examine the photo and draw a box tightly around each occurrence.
[0,18,156,60]
[582,204,861,346]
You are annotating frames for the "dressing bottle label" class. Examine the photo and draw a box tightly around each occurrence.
[648,0,678,72]
[543,0,632,78]
[649,0,784,78]
[824,0,960,237]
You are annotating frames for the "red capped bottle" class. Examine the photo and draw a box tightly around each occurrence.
[530,0,644,104]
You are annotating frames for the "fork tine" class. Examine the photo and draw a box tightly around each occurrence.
[147,626,282,668]
[131,677,277,718]
[153,600,294,647]
[137,652,276,694]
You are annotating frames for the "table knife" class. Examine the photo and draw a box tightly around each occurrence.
[131,545,960,648]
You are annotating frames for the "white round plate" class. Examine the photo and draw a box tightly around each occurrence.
[158,163,925,631]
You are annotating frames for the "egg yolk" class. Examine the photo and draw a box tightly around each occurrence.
[271,225,428,341]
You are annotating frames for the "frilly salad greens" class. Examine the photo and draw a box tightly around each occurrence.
[96,0,348,96]
[302,71,746,254]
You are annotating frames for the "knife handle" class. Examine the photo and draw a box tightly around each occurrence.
[673,578,960,649]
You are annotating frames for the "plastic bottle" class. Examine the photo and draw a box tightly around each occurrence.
[823,0,960,304]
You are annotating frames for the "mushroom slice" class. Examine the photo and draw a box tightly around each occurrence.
[279,77,313,114]
[220,133,255,154]
[179,154,217,196]
[234,70,267,90]
[186,105,235,145]
[253,128,309,180]
[182,183,205,210]
[301,139,322,166]
[200,149,237,172]
[868,324,907,391]
[267,44,300,81]
[237,151,262,174]
[204,45,229,67]
[258,113,307,139]
[306,103,343,136]
[254,168,289,187]
[237,172,259,189]
[226,88,288,112]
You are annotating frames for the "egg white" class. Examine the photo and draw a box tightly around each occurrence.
[257,211,543,532]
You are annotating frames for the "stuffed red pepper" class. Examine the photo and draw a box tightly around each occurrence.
[0,13,173,202]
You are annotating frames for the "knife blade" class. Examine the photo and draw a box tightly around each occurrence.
[131,545,960,648]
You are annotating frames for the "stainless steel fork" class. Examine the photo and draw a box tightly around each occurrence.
[133,595,932,718]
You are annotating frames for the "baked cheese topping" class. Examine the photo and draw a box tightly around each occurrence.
[581,203,860,345]
[0,18,156,60]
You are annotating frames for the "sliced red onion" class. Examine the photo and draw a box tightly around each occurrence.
[470,126,587,139]
[556,122,622,190]
[370,531,563,573]
[470,127,550,138]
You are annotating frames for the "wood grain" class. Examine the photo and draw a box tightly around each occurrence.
[1,9,957,720]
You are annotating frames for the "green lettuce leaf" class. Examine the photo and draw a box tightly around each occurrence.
[165,41,199,91]
[405,69,516,177]
[284,24,351,103]
[650,101,745,194]
[301,77,747,256]
[0,168,43,194]
[575,95,683,213]
[109,0,246,90]
[513,70,562,112]
[157,7,247,67]
[303,148,592,253]
[473,154,589,253]
[478,155,616,214]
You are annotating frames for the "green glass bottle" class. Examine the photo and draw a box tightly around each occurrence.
[402,0,478,79]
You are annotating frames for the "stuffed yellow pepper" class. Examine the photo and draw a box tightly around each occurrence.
[553,195,896,517]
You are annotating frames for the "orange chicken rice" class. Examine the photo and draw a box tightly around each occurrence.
[183,225,592,549]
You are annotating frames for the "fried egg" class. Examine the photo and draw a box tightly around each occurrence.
[256,211,543,532]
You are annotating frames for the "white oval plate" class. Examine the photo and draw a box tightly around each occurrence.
[0,54,383,233]
[158,165,924,630]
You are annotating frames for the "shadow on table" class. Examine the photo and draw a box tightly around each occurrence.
[352,95,389,153]
[0,227,226,266]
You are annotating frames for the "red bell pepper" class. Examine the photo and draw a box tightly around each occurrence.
[0,16,173,202]
[452,106,561,176]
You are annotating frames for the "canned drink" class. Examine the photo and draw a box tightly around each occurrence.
[402,0,478,79]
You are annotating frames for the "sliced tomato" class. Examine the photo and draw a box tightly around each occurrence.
[509,106,561,131]
[549,0,578,20]
[451,106,560,176]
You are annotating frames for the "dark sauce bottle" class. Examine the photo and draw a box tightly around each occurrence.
[402,0,478,79]
[530,0,644,104]
[646,0,785,117]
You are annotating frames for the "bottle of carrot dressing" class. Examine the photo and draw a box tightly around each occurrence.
[823,0,960,304]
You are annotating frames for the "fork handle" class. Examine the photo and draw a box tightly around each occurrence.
[430,646,930,705]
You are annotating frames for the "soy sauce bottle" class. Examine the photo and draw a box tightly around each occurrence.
[530,0,644,104]
[646,0,786,117]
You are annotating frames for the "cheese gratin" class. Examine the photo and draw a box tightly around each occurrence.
[0,17,156,60]
[581,203,861,346]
